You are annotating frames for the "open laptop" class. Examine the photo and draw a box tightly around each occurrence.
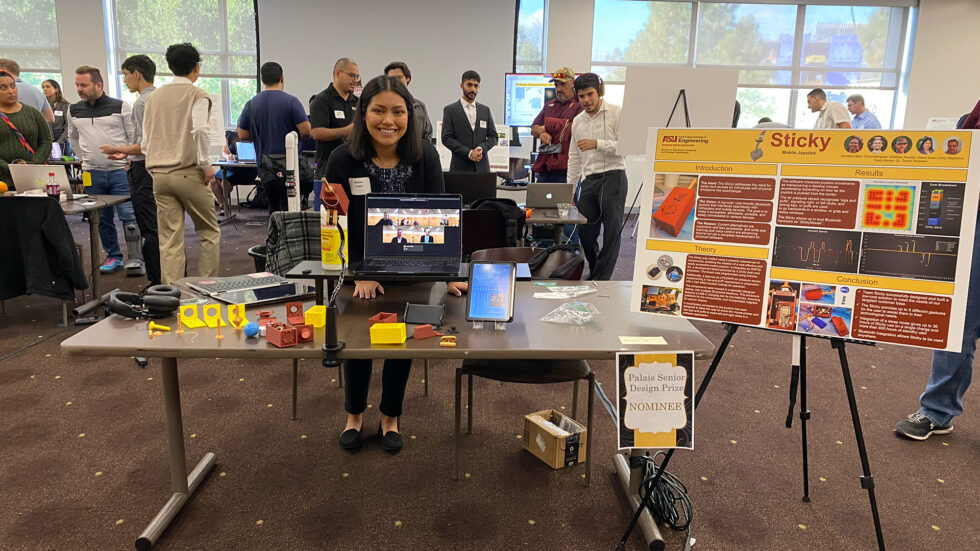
[443,172,497,206]
[9,164,73,198]
[235,141,257,163]
[185,272,313,306]
[352,193,463,275]
[526,182,573,209]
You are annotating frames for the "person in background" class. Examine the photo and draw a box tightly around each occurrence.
[530,67,582,183]
[209,130,258,216]
[441,70,497,172]
[895,98,980,441]
[384,61,433,142]
[310,58,358,179]
[0,59,54,123]
[847,94,881,130]
[566,73,627,281]
[807,88,851,129]
[141,43,220,285]
[0,71,52,187]
[67,65,138,274]
[325,75,457,455]
[237,61,313,212]
[100,55,160,284]
[42,79,71,155]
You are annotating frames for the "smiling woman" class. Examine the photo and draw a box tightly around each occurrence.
[323,75,458,455]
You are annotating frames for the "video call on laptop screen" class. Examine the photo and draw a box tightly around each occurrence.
[365,195,462,257]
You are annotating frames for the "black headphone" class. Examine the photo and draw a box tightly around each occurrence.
[574,73,604,97]
[107,285,181,319]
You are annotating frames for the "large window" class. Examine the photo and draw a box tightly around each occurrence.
[0,0,62,89]
[588,1,910,128]
[106,0,258,128]
[516,0,547,73]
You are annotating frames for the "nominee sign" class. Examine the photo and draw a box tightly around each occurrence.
[632,128,980,352]
[617,351,694,450]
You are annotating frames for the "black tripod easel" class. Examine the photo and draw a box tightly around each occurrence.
[617,324,886,551]
[626,89,692,238]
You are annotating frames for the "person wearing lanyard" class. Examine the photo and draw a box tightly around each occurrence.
[565,73,628,281]
[310,58,359,179]
[325,75,464,454]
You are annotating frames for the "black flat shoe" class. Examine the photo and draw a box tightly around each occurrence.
[378,423,403,454]
[339,428,363,450]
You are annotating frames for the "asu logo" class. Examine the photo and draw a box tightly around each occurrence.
[662,136,679,143]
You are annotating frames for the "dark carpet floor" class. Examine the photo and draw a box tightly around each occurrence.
[0,207,977,550]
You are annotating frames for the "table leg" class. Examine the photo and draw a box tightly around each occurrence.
[135,357,216,551]
[89,209,101,299]
[554,223,564,245]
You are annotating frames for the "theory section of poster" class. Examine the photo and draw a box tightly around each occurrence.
[631,128,979,352]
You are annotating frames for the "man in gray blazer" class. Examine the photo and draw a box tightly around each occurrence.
[441,70,497,172]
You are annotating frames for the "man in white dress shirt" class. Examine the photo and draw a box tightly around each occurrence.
[566,73,627,281]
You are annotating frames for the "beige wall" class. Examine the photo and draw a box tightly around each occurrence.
[904,0,980,129]
[55,0,108,103]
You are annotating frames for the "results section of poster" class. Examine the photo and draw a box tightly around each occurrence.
[632,129,978,352]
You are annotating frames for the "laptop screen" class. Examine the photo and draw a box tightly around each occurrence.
[236,141,257,162]
[364,194,462,258]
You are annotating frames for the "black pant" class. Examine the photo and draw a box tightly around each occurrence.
[577,169,627,281]
[262,174,314,213]
[344,359,412,417]
[128,160,161,285]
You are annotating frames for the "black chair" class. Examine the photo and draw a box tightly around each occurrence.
[461,209,507,261]
[454,244,593,486]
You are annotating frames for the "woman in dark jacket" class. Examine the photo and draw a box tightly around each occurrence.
[42,79,70,154]
[325,75,463,454]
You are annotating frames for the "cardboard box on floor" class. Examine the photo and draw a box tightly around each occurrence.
[523,409,586,469]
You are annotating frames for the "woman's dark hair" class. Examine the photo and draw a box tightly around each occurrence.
[42,79,67,105]
[347,75,422,164]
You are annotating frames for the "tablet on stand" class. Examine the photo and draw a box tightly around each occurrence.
[465,261,517,331]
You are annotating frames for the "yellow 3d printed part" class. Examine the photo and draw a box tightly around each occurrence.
[227,304,247,329]
[202,304,227,328]
[304,305,326,328]
[179,304,207,329]
[370,322,406,344]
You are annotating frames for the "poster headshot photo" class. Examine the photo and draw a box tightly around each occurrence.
[867,135,888,153]
[944,137,962,155]
[845,135,863,153]
[891,136,912,154]
[917,136,936,154]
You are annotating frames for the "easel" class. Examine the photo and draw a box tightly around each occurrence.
[616,324,886,551]
[625,89,691,239]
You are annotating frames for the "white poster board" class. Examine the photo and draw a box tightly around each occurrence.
[617,67,739,156]
[631,128,979,352]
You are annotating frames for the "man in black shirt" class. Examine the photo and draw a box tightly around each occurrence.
[310,58,359,178]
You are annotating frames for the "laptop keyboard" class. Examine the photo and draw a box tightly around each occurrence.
[368,258,456,267]
[192,274,287,293]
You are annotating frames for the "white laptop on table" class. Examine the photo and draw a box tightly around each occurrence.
[8,164,75,199]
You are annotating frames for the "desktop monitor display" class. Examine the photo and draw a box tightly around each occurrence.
[504,73,556,127]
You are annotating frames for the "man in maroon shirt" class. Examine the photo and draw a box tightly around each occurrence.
[530,67,583,183]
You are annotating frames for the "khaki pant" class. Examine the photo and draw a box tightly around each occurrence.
[153,167,220,284]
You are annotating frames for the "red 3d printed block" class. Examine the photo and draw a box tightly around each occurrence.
[414,324,442,340]
[286,302,306,326]
[369,312,398,326]
[259,316,279,327]
[804,288,824,301]
[266,323,298,348]
[653,187,696,237]
[294,324,314,343]
[831,315,849,337]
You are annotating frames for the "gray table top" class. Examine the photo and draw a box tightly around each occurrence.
[60,194,130,215]
[61,281,714,360]
[525,206,586,225]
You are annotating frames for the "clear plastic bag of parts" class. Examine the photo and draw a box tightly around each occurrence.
[540,301,600,325]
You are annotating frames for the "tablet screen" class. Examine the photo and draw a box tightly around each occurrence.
[466,262,516,322]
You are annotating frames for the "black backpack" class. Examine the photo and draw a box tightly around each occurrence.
[527,244,585,280]
[471,197,526,247]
